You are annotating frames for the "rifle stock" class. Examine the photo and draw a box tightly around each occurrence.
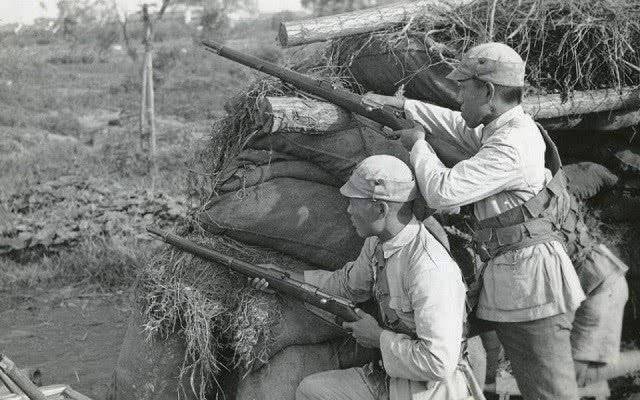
[147,226,360,323]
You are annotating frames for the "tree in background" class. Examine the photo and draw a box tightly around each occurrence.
[140,0,171,189]
[112,0,138,60]
[185,0,255,34]
[300,0,390,16]
[56,0,115,37]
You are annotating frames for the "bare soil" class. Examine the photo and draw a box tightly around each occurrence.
[0,287,131,399]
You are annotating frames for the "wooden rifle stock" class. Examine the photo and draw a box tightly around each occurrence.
[147,226,360,323]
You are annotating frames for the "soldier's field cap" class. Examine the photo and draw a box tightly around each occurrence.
[446,42,526,87]
[340,155,417,202]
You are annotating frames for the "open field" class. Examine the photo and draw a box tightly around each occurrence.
[0,21,282,398]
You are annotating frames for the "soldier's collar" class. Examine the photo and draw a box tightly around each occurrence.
[379,216,420,259]
[482,105,524,140]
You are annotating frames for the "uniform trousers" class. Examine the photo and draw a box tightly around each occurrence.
[481,312,578,400]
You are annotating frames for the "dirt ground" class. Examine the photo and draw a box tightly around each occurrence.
[0,287,132,399]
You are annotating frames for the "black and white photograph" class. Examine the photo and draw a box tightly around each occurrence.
[1,0,639,399]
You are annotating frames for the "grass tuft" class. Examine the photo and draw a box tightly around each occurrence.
[328,0,640,96]
[136,229,309,399]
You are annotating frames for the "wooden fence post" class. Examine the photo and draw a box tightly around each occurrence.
[141,3,160,187]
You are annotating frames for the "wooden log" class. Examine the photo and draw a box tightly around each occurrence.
[0,369,22,395]
[258,96,353,133]
[278,0,474,47]
[0,356,46,400]
[523,86,640,120]
[64,386,93,400]
[261,85,640,135]
[0,385,68,400]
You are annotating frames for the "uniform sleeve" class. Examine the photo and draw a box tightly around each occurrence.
[303,239,375,303]
[404,99,483,155]
[409,137,522,209]
[379,257,466,381]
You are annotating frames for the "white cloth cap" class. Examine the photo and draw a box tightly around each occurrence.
[340,155,417,202]
[447,42,526,87]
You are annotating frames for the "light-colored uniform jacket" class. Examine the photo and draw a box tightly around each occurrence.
[404,102,585,322]
[305,218,470,400]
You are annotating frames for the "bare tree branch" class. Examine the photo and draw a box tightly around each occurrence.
[156,0,171,22]
[112,0,137,60]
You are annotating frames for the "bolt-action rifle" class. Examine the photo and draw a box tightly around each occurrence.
[202,40,411,131]
[201,40,471,164]
[147,226,360,324]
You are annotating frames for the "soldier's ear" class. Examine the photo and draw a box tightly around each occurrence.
[485,81,496,101]
[376,201,390,218]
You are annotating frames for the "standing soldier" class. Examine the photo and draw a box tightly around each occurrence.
[364,42,586,399]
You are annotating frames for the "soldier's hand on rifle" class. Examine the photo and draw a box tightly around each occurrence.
[342,308,384,349]
[362,92,404,111]
[399,125,426,151]
[247,277,275,294]
[575,360,605,387]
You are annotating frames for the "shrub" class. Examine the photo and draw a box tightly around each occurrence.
[38,112,83,137]
[47,53,96,64]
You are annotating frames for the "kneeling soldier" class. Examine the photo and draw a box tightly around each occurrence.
[252,155,481,400]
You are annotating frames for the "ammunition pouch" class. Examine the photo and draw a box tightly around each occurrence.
[471,123,570,262]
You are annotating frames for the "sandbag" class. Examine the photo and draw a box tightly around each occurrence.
[199,178,363,269]
[110,310,203,400]
[201,177,453,271]
[257,295,347,363]
[112,296,349,400]
[563,162,619,201]
[612,145,640,174]
[250,125,409,183]
[236,339,379,400]
[218,160,341,193]
[235,342,340,400]
[336,37,460,110]
[236,149,299,165]
[237,334,485,400]
[590,190,640,222]
[215,150,300,186]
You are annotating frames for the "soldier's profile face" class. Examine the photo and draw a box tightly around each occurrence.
[457,78,489,128]
[346,197,382,238]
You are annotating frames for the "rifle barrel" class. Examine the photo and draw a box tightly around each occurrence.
[147,227,361,323]
[201,40,411,131]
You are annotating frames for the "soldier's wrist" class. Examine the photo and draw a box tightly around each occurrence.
[387,96,405,109]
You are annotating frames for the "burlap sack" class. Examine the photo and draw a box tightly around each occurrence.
[250,125,409,183]
[199,178,362,269]
[335,37,460,109]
